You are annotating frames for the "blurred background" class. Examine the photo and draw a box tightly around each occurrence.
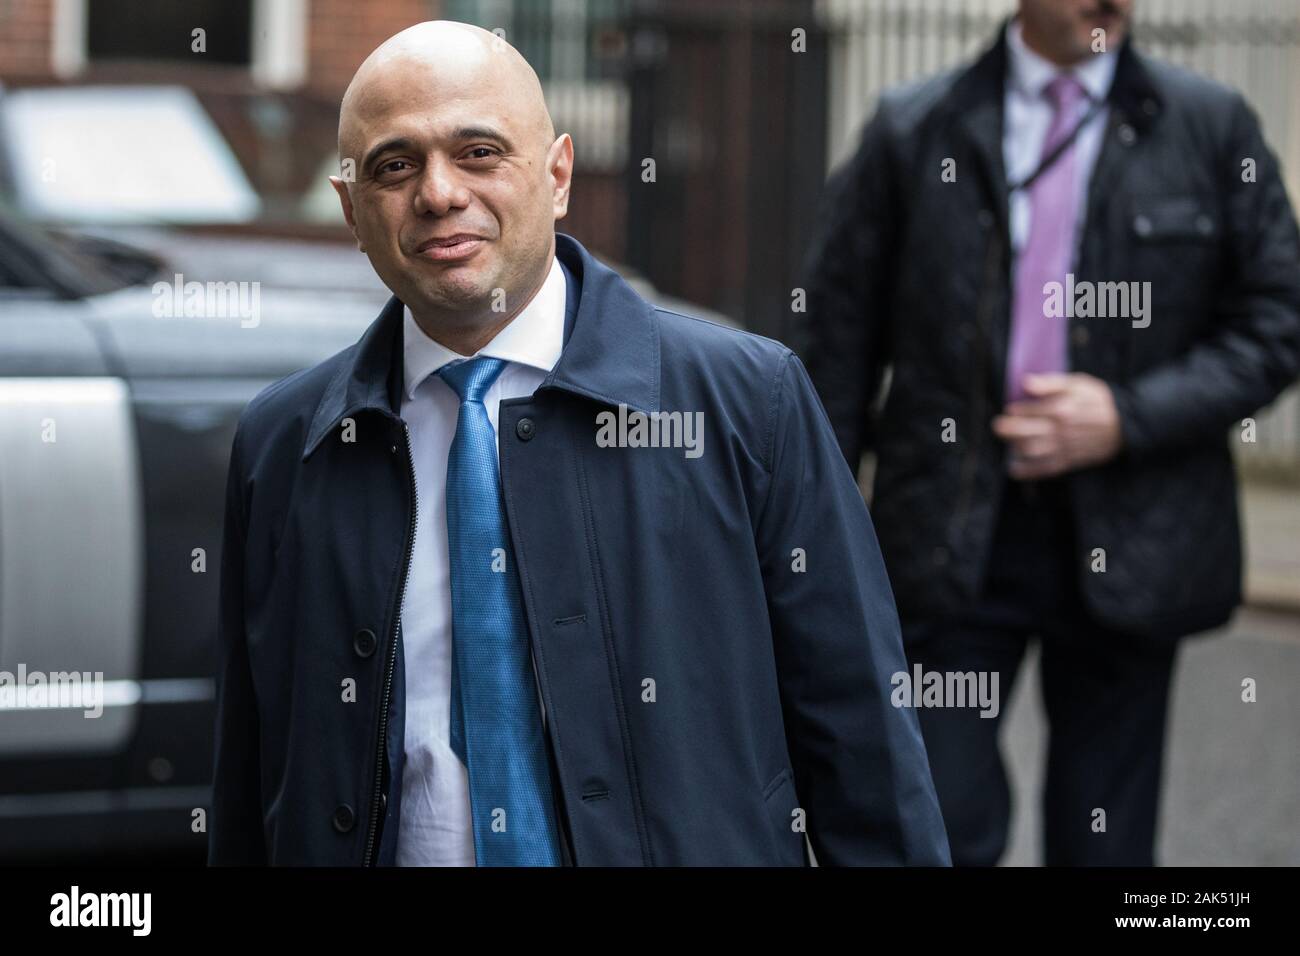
[0,0,1295,865]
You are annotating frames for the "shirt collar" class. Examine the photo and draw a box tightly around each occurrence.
[402,252,567,401]
[1006,15,1118,104]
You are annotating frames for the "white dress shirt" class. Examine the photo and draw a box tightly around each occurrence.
[395,252,567,867]
[1003,16,1119,261]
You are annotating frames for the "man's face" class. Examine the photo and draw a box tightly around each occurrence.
[332,54,571,326]
[1019,0,1132,63]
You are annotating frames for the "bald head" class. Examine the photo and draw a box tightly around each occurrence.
[328,19,574,355]
[338,21,554,166]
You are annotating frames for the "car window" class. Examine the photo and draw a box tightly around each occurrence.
[0,86,260,226]
[0,209,143,296]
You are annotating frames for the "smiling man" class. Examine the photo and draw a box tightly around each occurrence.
[208,21,950,866]
[331,23,564,356]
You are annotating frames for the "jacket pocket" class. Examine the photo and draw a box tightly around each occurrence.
[1128,195,1218,243]
[762,767,806,866]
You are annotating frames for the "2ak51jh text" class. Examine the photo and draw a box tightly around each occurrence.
[1125,891,1251,908]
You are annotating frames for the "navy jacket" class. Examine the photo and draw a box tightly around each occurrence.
[208,233,950,866]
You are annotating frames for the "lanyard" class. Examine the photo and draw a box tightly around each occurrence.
[1007,94,1107,193]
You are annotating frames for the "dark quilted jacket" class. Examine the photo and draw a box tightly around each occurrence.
[797,24,1300,641]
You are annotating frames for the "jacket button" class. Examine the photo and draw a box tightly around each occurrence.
[1118,124,1137,146]
[932,546,949,567]
[353,628,377,658]
[976,209,994,230]
[1133,214,1152,237]
[1072,326,1090,347]
[516,418,536,441]
[332,804,355,833]
[1195,214,1213,236]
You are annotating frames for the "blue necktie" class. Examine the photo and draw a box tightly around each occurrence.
[437,356,563,867]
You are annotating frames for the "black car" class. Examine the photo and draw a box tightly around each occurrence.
[0,210,385,862]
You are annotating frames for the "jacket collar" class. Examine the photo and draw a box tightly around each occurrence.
[956,14,1162,112]
[301,233,659,460]
[952,16,1163,209]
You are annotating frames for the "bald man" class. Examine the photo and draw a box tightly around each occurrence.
[209,21,950,866]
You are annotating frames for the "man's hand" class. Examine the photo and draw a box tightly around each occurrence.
[992,373,1123,480]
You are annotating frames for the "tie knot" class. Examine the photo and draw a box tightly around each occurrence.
[437,356,507,404]
[1044,73,1085,111]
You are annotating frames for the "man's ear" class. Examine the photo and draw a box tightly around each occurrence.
[549,133,575,221]
[329,175,365,252]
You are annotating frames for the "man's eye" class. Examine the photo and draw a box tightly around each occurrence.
[466,147,497,160]
[378,160,412,175]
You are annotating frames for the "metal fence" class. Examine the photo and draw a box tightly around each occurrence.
[818,0,1300,474]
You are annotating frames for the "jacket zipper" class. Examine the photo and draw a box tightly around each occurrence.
[363,420,417,866]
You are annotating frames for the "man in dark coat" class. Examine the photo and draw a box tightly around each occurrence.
[798,0,1300,865]
[208,20,950,866]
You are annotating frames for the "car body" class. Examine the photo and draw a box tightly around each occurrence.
[0,213,385,861]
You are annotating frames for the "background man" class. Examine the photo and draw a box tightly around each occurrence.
[799,0,1300,864]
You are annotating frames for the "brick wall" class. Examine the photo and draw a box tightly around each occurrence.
[0,0,443,90]
[306,0,438,96]
[0,0,55,79]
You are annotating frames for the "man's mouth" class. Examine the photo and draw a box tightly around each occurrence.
[414,234,486,262]
[1083,4,1120,24]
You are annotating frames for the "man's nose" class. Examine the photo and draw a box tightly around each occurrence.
[413,155,470,216]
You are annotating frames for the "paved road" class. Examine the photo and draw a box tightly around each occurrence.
[1241,481,1300,608]
[1000,606,1300,866]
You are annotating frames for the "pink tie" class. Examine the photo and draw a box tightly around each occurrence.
[1005,74,1087,403]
